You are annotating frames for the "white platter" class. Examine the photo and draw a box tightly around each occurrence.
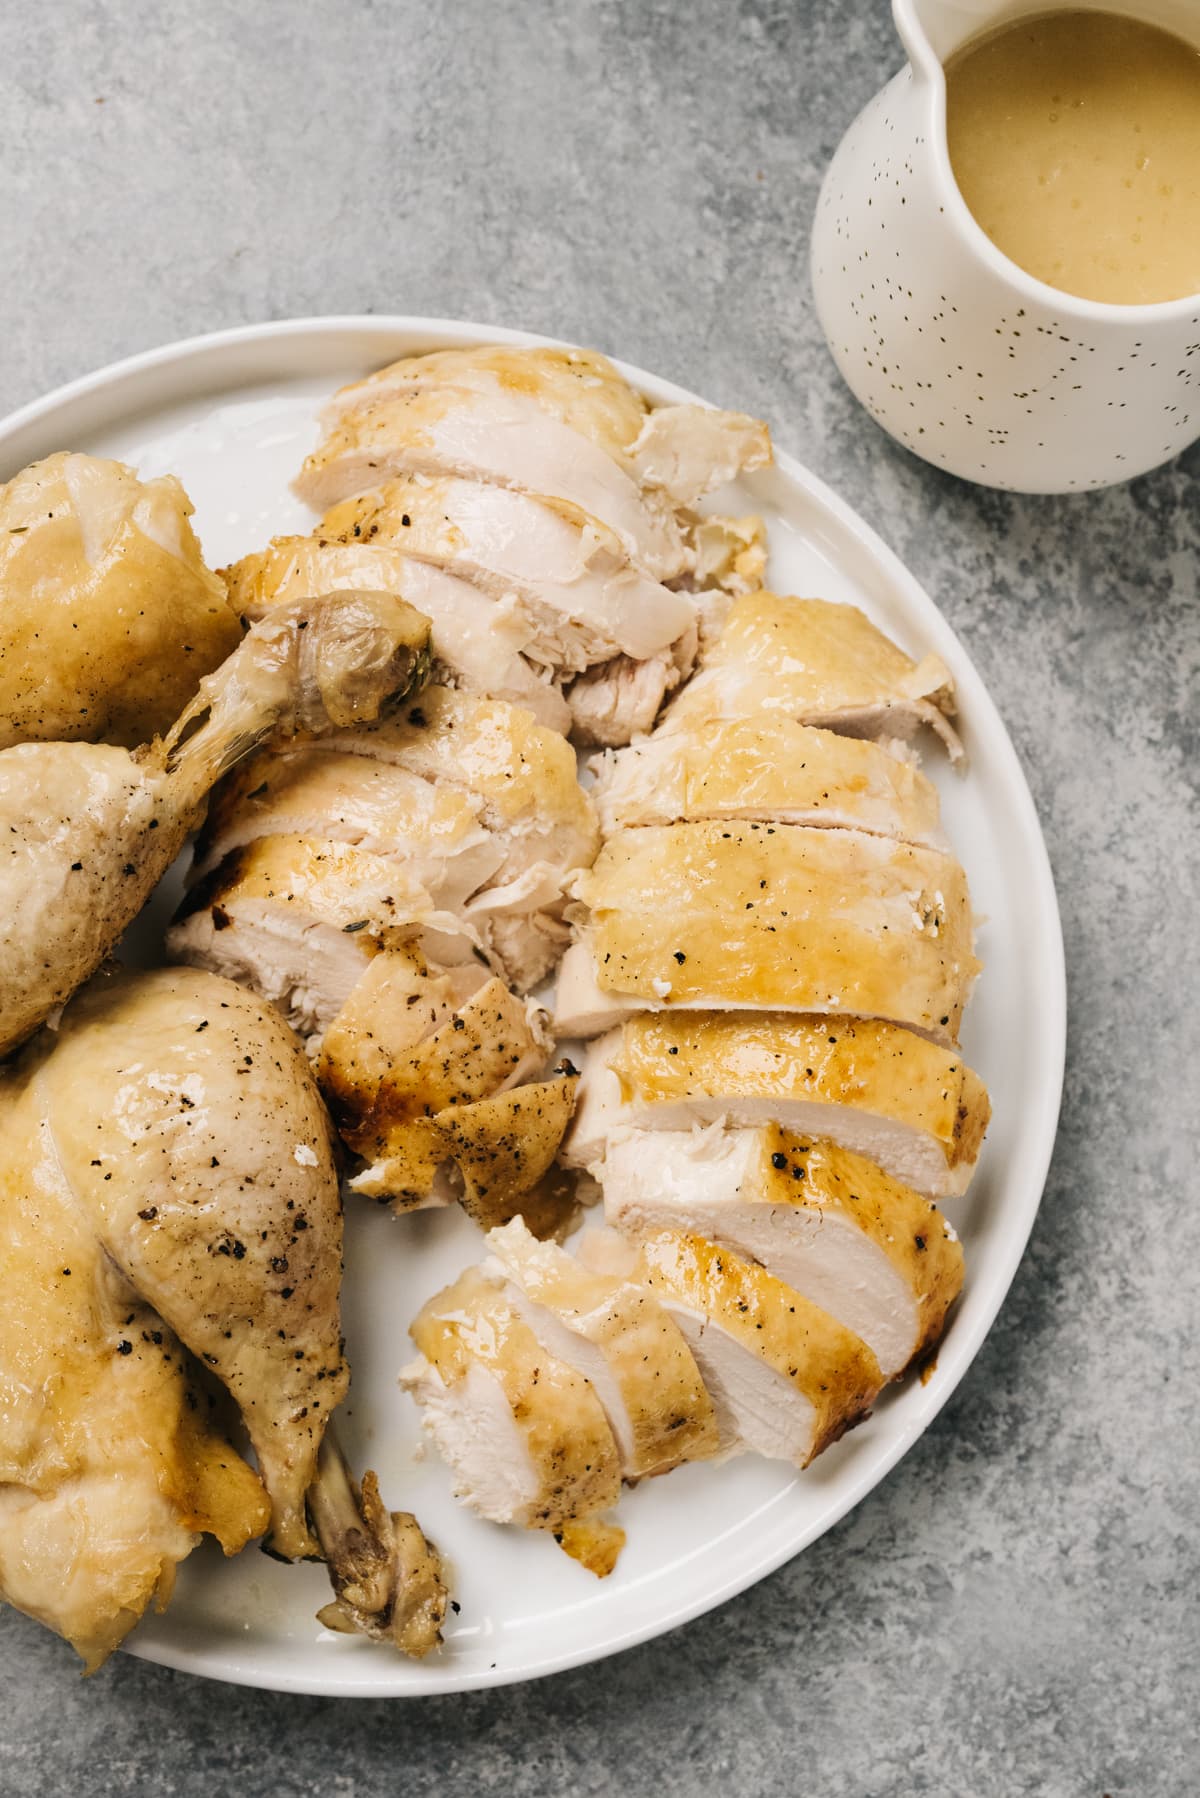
[0,318,1065,1695]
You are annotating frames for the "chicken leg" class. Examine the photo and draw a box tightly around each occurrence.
[0,589,430,1059]
[0,965,446,1665]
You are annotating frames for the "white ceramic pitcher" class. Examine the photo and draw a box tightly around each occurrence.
[811,0,1200,491]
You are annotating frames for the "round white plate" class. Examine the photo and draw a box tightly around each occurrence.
[0,318,1065,1695]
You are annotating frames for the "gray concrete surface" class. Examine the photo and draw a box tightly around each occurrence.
[1,2,1197,1793]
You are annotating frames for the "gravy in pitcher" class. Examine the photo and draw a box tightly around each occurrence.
[946,10,1200,304]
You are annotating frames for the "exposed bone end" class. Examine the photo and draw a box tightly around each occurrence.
[309,1438,447,1659]
[245,591,433,736]
[161,592,433,796]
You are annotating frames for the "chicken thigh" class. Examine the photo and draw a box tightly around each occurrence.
[0,965,446,1666]
[0,589,430,1058]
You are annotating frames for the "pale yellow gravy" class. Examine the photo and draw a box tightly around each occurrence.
[946,10,1200,304]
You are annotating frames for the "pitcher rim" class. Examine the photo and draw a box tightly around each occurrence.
[891,0,1200,324]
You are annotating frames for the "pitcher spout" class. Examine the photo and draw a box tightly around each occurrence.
[893,0,1006,74]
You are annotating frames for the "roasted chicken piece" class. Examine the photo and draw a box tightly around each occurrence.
[555,823,979,1044]
[289,345,771,745]
[318,477,699,672]
[0,590,430,1059]
[168,833,484,1041]
[483,1218,719,1479]
[0,452,240,749]
[567,1013,989,1198]
[225,536,571,731]
[170,850,579,1228]
[339,972,576,1223]
[591,716,942,843]
[187,683,599,993]
[0,966,446,1666]
[296,345,770,581]
[0,1044,269,1671]
[402,1267,626,1576]
[600,1129,964,1380]
[168,672,591,1225]
[622,1231,884,1466]
[663,592,962,759]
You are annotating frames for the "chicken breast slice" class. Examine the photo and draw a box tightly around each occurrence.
[602,1128,963,1380]
[664,592,962,759]
[567,1012,989,1198]
[402,1267,625,1574]
[225,536,570,732]
[319,477,698,664]
[559,823,979,1044]
[564,636,698,747]
[591,717,942,843]
[0,452,240,749]
[166,833,486,1040]
[320,344,649,452]
[295,384,688,582]
[189,721,589,994]
[482,1218,719,1479]
[193,683,600,991]
[630,1230,883,1466]
[194,748,503,906]
[321,346,771,511]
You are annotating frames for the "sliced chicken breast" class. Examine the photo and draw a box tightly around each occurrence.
[194,748,502,902]
[559,823,979,1044]
[482,1217,720,1479]
[402,1267,625,1574]
[188,691,597,992]
[225,536,570,731]
[321,344,649,451]
[295,383,688,581]
[310,345,771,565]
[664,592,962,759]
[631,1230,883,1466]
[567,1012,989,1198]
[166,833,485,1040]
[591,717,942,842]
[319,477,698,664]
[301,682,592,847]
[602,1128,963,1379]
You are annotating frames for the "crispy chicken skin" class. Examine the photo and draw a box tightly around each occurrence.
[664,591,962,759]
[590,717,942,844]
[559,823,979,1044]
[0,452,240,750]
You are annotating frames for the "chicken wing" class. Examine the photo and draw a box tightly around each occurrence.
[0,590,430,1058]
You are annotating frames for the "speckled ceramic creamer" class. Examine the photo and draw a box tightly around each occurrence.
[811,0,1200,491]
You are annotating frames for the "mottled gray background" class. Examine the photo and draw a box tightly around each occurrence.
[1,1,1197,1793]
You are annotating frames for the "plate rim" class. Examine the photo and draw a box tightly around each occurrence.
[0,314,1067,1696]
